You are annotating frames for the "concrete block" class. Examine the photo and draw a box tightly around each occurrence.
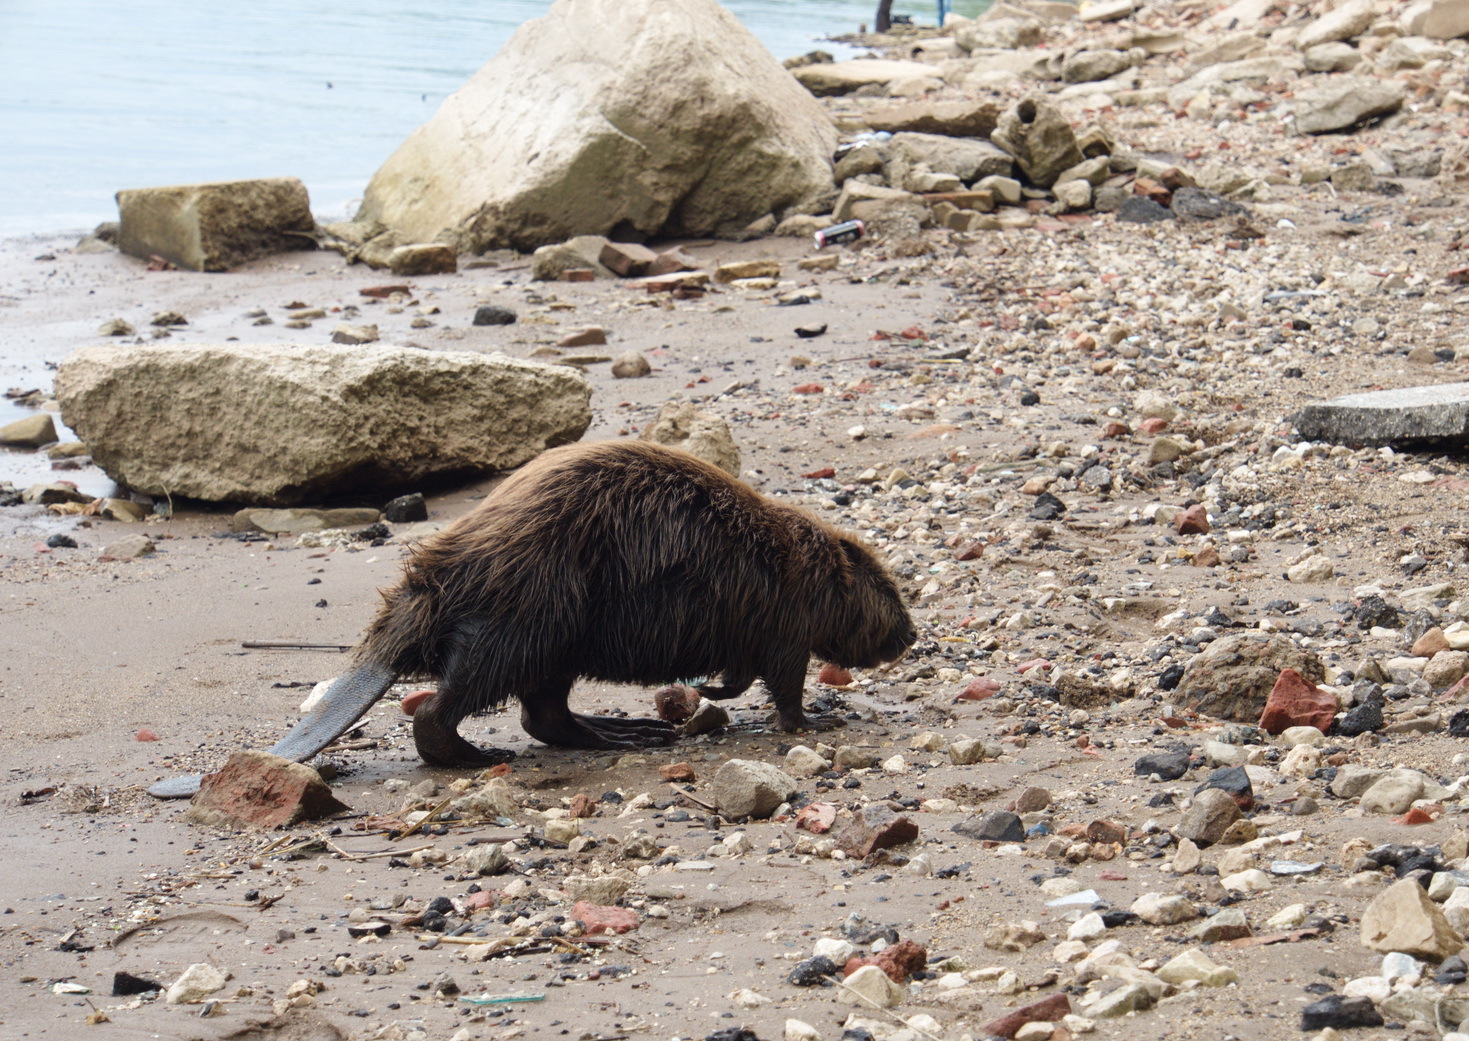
[116,177,316,272]
[1295,383,1469,446]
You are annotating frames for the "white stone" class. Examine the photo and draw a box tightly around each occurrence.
[814,938,858,963]
[165,963,228,1004]
[785,1019,822,1041]
[1069,912,1108,941]
[1131,893,1198,925]
[785,745,831,779]
[1221,868,1272,892]
[839,964,906,1008]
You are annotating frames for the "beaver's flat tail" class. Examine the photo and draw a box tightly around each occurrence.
[147,662,398,799]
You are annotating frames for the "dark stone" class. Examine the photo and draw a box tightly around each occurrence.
[1337,697,1385,737]
[1134,749,1190,781]
[1029,491,1067,520]
[787,954,839,986]
[953,810,1025,843]
[1435,954,1467,985]
[473,305,517,326]
[45,533,78,549]
[705,1030,760,1041]
[1354,594,1400,630]
[1450,709,1469,738]
[1195,765,1253,801]
[112,971,161,996]
[1117,196,1174,224]
[1300,994,1384,1032]
[1100,909,1138,928]
[1171,187,1246,221]
[384,492,428,523]
[1158,663,1185,690]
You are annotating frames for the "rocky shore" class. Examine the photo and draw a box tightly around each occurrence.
[6,1,1469,1040]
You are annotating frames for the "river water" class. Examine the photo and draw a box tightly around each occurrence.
[1,0,990,238]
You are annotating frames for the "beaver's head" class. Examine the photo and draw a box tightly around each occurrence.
[813,535,917,669]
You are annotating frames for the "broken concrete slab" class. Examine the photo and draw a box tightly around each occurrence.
[1294,383,1469,446]
[116,178,316,272]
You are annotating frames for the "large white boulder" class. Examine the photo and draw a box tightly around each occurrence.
[54,345,591,506]
[357,0,837,252]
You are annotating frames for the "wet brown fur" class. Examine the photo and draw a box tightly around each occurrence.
[357,439,915,754]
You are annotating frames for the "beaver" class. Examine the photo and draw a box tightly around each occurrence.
[149,440,915,798]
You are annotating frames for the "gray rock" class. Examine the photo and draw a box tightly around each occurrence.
[1178,632,1324,723]
[610,350,652,379]
[331,322,379,345]
[953,16,1044,51]
[638,402,741,476]
[361,0,837,251]
[1359,769,1427,814]
[1330,764,1388,799]
[102,534,156,559]
[953,810,1025,842]
[680,698,730,736]
[116,177,315,272]
[1061,49,1132,83]
[1303,41,1362,72]
[55,344,591,506]
[473,305,516,326]
[530,236,615,281]
[1405,0,1469,39]
[164,963,229,1005]
[1296,0,1376,49]
[887,132,1016,184]
[1177,788,1241,848]
[1292,76,1405,135]
[710,759,797,818]
[1295,383,1469,447]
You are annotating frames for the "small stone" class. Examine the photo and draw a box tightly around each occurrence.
[184,751,348,829]
[383,493,428,523]
[1361,878,1466,959]
[1157,948,1238,986]
[1014,786,1053,812]
[598,241,660,277]
[1188,906,1251,942]
[948,737,992,765]
[982,993,1072,1039]
[1135,749,1190,780]
[845,939,927,983]
[330,323,379,344]
[610,350,652,378]
[953,810,1025,843]
[835,804,919,858]
[680,698,729,735]
[1131,893,1198,925]
[1359,770,1426,814]
[838,964,905,1008]
[784,745,831,778]
[98,317,134,336]
[1412,627,1451,657]
[985,920,1047,952]
[710,759,797,819]
[0,413,58,448]
[654,684,701,723]
[572,900,639,934]
[102,534,155,559]
[472,305,517,326]
[1084,981,1158,1017]
[1172,837,1202,874]
[1177,788,1242,847]
[388,243,456,275]
[557,326,607,348]
[165,963,228,1004]
[1287,556,1334,583]
[818,662,853,686]
[658,761,696,782]
[1259,668,1338,734]
[787,955,839,987]
[1300,994,1385,1031]
[714,259,780,283]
